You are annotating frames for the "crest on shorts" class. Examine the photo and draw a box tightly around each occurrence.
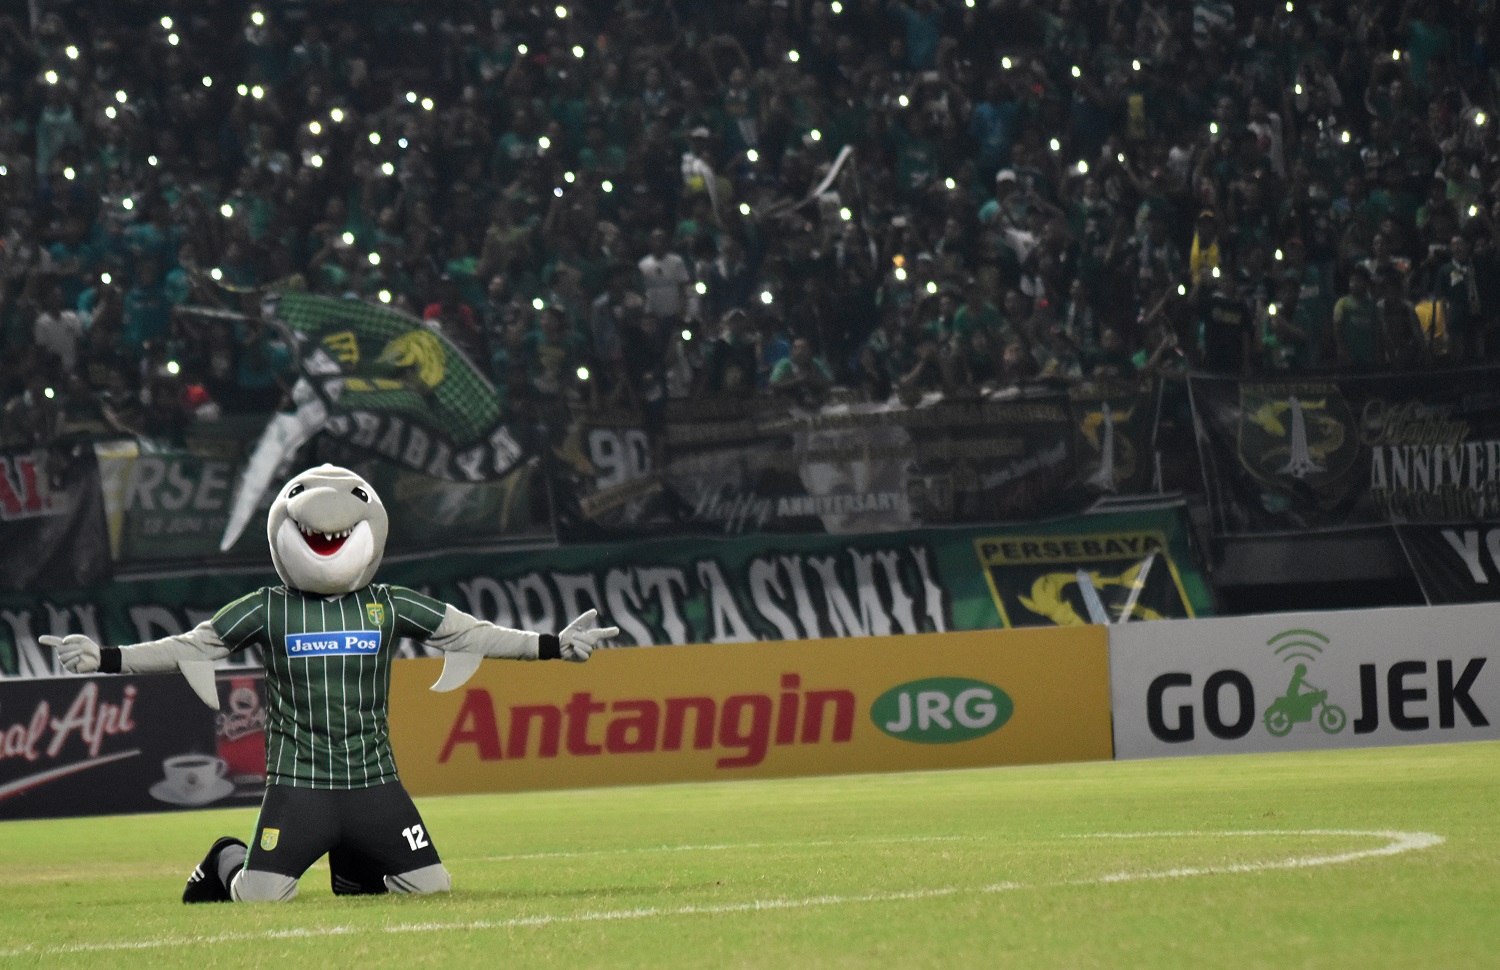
[366,602,385,626]
[261,827,280,851]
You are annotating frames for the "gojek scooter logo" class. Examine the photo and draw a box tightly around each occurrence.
[1262,629,1347,737]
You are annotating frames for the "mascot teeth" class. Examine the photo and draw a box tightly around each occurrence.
[296,520,353,556]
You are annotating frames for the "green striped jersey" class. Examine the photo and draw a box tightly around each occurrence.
[212,584,447,789]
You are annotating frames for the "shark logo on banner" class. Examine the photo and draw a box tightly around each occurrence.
[1070,380,1157,494]
[1236,383,1358,490]
[973,530,1196,627]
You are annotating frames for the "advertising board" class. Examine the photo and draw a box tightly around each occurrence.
[1111,604,1500,758]
[391,628,1112,795]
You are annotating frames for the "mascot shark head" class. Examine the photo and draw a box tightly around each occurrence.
[268,464,389,595]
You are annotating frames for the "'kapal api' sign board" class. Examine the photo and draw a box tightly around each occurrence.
[1111,603,1500,758]
[390,628,1111,795]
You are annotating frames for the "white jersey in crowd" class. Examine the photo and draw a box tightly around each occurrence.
[639,250,691,319]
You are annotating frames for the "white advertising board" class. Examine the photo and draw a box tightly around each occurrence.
[1111,603,1500,758]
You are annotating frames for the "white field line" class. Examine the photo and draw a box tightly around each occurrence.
[1063,829,1446,883]
[1,837,969,885]
[0,829,1443,958]
[477,834,969,862]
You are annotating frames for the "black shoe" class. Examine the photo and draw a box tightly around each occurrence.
[182,836,246,904]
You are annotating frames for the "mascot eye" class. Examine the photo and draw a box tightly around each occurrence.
[352,487,369,503]
[287,484,304,498]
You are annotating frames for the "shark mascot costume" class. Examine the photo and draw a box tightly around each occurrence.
[43,464,617,903]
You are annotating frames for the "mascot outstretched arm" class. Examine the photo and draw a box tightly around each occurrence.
[44,464,617,904]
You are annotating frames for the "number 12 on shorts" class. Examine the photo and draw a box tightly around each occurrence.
[402,824,430,850]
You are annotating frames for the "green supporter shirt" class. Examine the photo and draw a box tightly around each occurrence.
[212,584,448,789]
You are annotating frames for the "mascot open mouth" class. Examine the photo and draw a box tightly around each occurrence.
[297,521,354,557]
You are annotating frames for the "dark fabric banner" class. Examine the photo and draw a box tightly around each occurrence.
[0,672,266,820]
[0,447,110,592]
[557,380,1161,539]
[94,430,550,569]
[275,292,530,481]
[1189,366,1500,534]
[1396,523,1500,604]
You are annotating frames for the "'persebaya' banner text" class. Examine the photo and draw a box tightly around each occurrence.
[1190,366,1500,534]
[390,628,1112,795]
[275,292,527,480]
[0,508,1211,677]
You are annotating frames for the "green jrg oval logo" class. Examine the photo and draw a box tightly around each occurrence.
[871,678,1013,743]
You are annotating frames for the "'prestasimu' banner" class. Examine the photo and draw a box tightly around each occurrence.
[1190,366,1500,534]
[0,506,1211,677]
[558,380,1161,538]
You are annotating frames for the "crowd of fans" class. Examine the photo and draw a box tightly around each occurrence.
[1,0,1499,449]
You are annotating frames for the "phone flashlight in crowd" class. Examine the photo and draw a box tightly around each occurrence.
[681,330,693,341]
[576,366,590,381]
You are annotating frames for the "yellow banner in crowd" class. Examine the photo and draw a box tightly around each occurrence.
[390,628,1112,796]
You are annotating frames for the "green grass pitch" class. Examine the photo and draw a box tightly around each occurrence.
[3,741,1498,969]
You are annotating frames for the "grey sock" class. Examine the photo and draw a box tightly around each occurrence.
[217,843,248,889]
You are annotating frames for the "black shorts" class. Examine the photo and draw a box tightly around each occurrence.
[244,781,442,882]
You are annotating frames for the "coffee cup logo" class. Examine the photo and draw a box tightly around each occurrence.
[150,753,234,806]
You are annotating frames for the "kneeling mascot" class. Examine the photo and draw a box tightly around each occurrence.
[43,464,618,902]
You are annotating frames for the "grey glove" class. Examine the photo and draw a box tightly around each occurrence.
[558,609,620,662]
[41,634,101,674]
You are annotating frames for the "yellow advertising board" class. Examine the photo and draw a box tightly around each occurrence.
[390,627,1111,796]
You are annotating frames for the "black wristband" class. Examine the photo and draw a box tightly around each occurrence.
[99,646,122,674]
[538,634,561,660]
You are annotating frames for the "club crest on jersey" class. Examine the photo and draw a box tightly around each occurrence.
[261,828,280,851]
[365,602,385,626]
[285,630,382,657]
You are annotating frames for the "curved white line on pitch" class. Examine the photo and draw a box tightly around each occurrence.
[0,830,1443,958]
[1060,829,1445,884]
